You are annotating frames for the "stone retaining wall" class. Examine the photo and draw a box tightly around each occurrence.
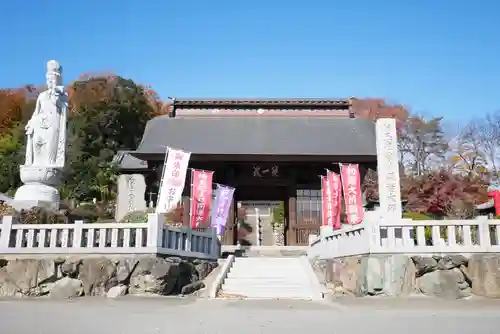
[0,256,217,298]
[311,254,500,299]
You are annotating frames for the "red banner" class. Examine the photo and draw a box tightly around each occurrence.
[190,170,214,228]
[321,171,342,229]
[321,176,332,227]
[327,170,343,229]
[340,164,364,225]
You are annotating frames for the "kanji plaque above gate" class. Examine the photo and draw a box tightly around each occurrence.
[252,164,280,178]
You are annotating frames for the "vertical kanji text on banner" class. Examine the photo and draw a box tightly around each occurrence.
[189,169,214,228]
[156,147,191,214]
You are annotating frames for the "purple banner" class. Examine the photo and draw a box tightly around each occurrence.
[211,184,235,235]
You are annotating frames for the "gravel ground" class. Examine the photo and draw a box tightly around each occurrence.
[0,296,499,334]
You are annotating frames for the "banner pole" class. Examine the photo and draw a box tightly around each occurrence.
[339,164,347,225]
[189,169,195,229]
[185,168,194,252]
[156,147,170,214]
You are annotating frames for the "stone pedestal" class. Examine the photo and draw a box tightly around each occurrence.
[13,165,62,211]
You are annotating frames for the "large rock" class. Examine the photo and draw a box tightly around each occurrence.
[0,259,57,297]
[49,277,84,298]
[361,255,416,296]
[116,259,138,284]
[192,259,218,281]
[78,258,119,296]
[438,255,468,270]
[181,281,205,295]
[129,257,180,295]
[417,268,471,299]
[106,285,128,298]
[60,259,80,278]
[327,257,363,295]
[411,256,439,276]
[468,255,500,298]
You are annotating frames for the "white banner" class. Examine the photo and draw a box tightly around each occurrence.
[156,147,191,214]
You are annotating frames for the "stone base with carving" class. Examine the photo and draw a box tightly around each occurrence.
[272,224,285,246]
[13,165,62,211]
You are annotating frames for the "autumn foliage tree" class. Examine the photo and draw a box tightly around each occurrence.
[404,170,488,218]
[363,168,488,218]
[64,75,161,200]
[351,98,409,122]
[0,89,26,134]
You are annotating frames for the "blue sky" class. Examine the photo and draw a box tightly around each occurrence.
[0,0,498,123]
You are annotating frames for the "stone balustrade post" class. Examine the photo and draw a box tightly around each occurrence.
[147,213,164,248]
[0,215,13,249]
[72,220,83,248]
[210,227,219,258]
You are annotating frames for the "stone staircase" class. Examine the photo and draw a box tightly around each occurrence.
[218,251,323,300]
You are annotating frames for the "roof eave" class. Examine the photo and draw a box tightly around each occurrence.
[171,98,352,109]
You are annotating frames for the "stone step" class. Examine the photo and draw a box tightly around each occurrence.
[222,283,312,291]
[241,251,308,258]
[233,258,302,263]
[231,264,303,268]
[223,277,311,285]
[222,283,314,291]
[226,270,308,277]
[220,287,315,299]
[234,258,300,260]
[228,266,304,273]
[226,274,309,281]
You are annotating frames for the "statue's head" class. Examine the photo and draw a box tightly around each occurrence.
[46,60,63,89]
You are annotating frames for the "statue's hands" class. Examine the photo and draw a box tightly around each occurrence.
[25,120,33,135]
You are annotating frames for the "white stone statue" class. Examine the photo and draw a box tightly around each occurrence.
[13,60,68,211]
[25,60,67,167]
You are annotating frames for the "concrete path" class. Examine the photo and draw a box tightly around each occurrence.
[0,296,499,334]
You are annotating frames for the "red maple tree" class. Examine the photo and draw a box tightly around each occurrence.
[363,169,488,217]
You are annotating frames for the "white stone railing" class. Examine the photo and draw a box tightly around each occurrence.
[308,221,371,259]
[0,213,219,260]
[308,213,500,259]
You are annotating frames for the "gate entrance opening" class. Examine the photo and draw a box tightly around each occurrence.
[237,201,283,246]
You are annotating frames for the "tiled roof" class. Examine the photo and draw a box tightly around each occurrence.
[133,116,376,156]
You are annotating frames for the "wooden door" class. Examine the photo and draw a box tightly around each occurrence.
[287,191,321,245]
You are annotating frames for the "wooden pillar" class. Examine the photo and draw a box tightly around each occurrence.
[359,164,368,186]
[286,167,298,245]
[224,198,236,245]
